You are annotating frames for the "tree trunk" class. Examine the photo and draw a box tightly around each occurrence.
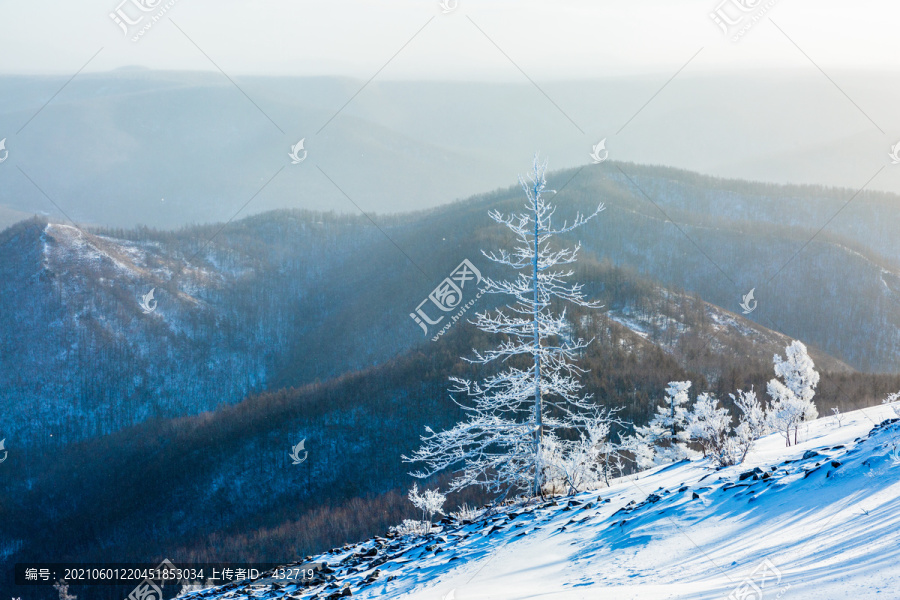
[532,190,543,498]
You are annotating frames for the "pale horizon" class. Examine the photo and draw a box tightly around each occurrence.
[1,1,899,79]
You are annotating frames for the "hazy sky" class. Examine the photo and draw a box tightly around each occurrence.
[1,1,899,79]
[2,0,899,231]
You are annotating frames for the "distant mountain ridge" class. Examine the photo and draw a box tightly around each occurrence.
[0,184,870,450]
[1,70,899,229]
[7,152,900,443]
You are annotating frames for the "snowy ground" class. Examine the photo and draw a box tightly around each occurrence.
[183,405,900,600]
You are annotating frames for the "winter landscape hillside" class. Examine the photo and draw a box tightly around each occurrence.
[4,147,900,600]
[3,2,900,599]
[177,404,900,600]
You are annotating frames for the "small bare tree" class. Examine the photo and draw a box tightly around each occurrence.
[408,484,446,528]
[831,407,845,428]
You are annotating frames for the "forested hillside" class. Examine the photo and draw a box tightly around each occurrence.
[2,275,897,597]
[2,303,896,598]
[3,163,899,452]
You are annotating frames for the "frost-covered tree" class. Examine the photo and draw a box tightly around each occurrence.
[541,408,624,494]
[883,391,900,417]
[731,389,767,463]
[404,156,604,498]
[687,393,732,461]
[393,484,447,536]
[628,381,696,469]
[408,483,446,525]
[766,340,819,446]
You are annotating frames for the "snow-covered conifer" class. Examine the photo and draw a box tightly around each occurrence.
[404,157,605,498]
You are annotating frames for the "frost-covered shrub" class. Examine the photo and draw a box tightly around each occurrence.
[53,581,76,600]
[176,580,216,597]
[390,519,431,537]
[831,407,845,428]
[394,484,447,535]
[450,503,482,524]
[408,484,446,524]
[541,408,623,494]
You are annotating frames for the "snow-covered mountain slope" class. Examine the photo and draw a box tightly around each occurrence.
[181,405,900,600]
